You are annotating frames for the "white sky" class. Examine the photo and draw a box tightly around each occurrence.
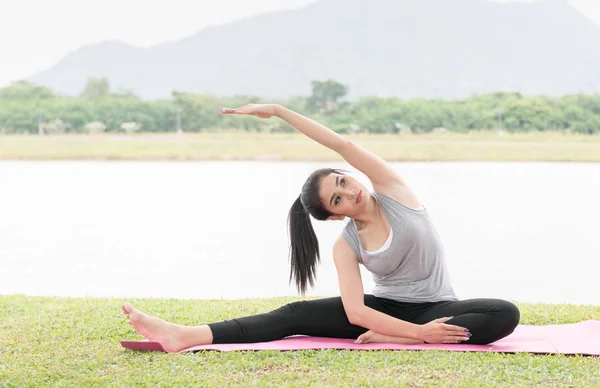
[0,0,598,88]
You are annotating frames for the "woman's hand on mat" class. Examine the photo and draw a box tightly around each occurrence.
[220,104,279,119]
[417,317,472,344]
[355,330,425,345]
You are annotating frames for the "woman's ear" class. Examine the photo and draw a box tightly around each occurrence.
[327,215,346,221]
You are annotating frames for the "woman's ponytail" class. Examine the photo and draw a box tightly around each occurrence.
[288,195,320,295]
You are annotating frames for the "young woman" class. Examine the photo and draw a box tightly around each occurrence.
[121,104,520,352]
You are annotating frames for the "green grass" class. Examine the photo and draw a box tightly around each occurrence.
[1,131,600,162]
[1,296,599,387]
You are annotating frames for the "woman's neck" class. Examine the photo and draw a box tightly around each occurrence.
[352,197,383,230]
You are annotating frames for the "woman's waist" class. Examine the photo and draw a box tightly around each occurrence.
[372,281,457,302]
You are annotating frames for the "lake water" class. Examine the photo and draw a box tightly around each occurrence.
[1,161,599,305]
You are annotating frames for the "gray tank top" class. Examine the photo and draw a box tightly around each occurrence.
[341,192,457,303]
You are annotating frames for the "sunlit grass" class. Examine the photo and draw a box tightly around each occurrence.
[1,295,599,387]
[1,131,600,162]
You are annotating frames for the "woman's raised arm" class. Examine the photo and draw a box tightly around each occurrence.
[222,104,406,189]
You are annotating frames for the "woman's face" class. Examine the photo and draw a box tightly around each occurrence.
[319,173,369,219]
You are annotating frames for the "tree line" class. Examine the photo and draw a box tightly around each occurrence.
[1,78,599,134]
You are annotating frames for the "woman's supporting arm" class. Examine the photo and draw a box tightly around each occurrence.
[333,236,423,339]
[333,236,469,344]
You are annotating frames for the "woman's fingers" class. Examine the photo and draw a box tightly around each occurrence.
[221,107,257,115]
[443,323,470,333]
[446,331,471,342]
[440,324,471,343]
[442,336,471,344]
[234,104,254,114]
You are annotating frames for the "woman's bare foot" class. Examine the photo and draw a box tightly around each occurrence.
[355,329,424,345]
[121,302,209,353]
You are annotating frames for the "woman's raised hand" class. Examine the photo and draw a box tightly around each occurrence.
[417,317,472,344]
[220,104,279,119]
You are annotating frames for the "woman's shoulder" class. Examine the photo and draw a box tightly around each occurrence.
[342,217,358,234]
[340,219,363,260]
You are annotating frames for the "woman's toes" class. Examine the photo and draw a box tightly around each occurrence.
[121,302,133,314]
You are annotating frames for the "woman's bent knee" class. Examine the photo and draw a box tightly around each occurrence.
[480,300,520,344]
[498,300,520,333]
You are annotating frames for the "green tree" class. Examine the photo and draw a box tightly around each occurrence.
[306,80,348,116]
[80,77,111,99]
[0,80,55,100]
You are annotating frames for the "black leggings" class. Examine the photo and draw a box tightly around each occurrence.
[208,296,520,345]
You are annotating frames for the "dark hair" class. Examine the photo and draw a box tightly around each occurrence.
[288,168,346,295]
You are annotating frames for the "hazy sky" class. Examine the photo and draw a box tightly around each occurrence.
[1,0,599,88]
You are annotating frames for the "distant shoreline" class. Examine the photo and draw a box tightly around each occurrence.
[1,132,599,162]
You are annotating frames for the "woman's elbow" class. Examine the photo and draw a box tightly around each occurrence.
[340,139,355,154]
[346,307,365,326]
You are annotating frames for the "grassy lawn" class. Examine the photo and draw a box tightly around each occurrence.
[1,131,600,162]
[1,295,599,387]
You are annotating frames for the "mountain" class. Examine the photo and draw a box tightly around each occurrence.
[29,0,600,99]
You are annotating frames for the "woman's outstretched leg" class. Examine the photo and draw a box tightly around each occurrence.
[208,296,385,344]
[122,302,213,352]
[122,296,386,351]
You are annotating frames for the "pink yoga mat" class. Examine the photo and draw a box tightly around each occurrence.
[120,320,600,355]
